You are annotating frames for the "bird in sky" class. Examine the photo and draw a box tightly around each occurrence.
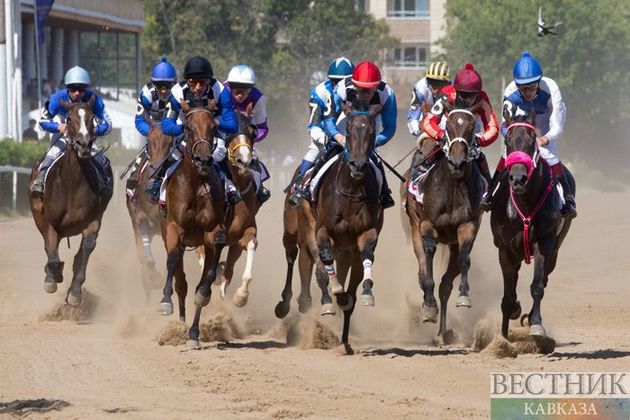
[537,6,563,37]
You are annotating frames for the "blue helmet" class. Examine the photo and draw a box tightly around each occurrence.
[327,57,354,80]
[151,57,177,82]
[512,51,543,85]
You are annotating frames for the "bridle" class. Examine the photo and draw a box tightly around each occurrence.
[443,109,475,161]
[184,108,216,173]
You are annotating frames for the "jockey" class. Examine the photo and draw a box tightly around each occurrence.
[224,64,271,204]
[421,62,498,186]
[31,66,112,198]
[303,60,398,209]
[287,57,354,205]
[125,57,177,197]
[489,51,576,218]
[407,61,451,137]
[153,56,239,204]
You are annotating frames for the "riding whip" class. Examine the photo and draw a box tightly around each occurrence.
[373,150,407,183]
[392,146,416,169]
[119,144,147,180]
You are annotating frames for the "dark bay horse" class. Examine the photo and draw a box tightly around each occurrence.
[29,97,112,306]
[491,109,574,340]
[275,170,334,319]
[215,110,261,307]
[315,102,384,353]
[404,105,485,343]
[157,101,226,347]
[126,124,172,299]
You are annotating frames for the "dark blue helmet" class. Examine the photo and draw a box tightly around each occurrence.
[151,57,177,82]
[327,57,354,80]
[513,51,543,85]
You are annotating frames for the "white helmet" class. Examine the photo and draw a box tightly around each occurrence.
[64,66,91,86]
[227,64,256,86]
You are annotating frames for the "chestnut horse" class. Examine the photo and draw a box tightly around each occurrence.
[316,101,383,353]
[404,105,485,343]
[157,101,226,347]
[126,124,172,299]
[491,108,574,341]
[29,97,112,306]
[275,169,334,319]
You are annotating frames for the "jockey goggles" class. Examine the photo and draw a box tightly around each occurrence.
[187,78,209,88]
[67,84,87,92]
[458,91,478,99]
[154,81,174,89]
[517,81,539,92]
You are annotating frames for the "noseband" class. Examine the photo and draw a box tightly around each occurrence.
[184,108,216,172]
[504,122,540,178]
[227,137,253,166]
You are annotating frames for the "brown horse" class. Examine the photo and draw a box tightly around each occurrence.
[29,97,112,306]
[215,110,261,306]
[275,168,335,319]
[157,101,226,347]
[125,124,173,299]
[315,101,383,353]
[491,108,574,341]
[404,105,485,343]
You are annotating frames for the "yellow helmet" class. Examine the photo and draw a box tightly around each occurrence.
[426,61,451,81]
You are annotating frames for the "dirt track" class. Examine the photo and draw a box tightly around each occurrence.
[0,180,628,418]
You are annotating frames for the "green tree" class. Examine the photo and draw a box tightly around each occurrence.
[439,0,630,145]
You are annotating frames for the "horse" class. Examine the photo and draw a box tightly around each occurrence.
[157,100,226,347]
[404,103,485,343]
[28,96,112,306]
[274,168,335,319]
[214,109,261,307]
[490,108,574,341]
[315,101,384,353]
[125,124,173,299]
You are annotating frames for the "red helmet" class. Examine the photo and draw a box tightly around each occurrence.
[352,61,381,88]
[454,63,482,93]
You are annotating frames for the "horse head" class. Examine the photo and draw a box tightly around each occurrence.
[146,123,173,171]
[443,101,479,178]
[341,99,380,179]
[62,96,96,159]
[227,103,255,175]
[503,103,538,194]
[181,100,217,176]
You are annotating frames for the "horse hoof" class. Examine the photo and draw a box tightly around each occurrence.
[66,292,82,307]
[44,281,57,294]
[510,301,522,320]
[338,295,354,311]
[320,303,336,316]
[298,297,312,313]
[194,292,211,307]
[233,291,248,308]
[455,295,471,308]
[529,324,546,337]
[274,302,290,319]
[359,294,375,307]
[157,302,173,316]
[422,303,438,323]
[520,314,530,327]
[186,339,200,348]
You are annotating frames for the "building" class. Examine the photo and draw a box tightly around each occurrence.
[0,0,144,141]
[364,0,447,99]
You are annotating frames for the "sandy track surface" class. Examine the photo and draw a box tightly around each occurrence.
[0,184,628,419]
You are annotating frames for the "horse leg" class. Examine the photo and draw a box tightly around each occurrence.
[233,228,258,307]
[296,243,313,313]
[174,257,187,322]
[158,222,184,316]
[43,225,63,293]
[317,227,343,295]
[334,250,353,311]
[134,218,158,301]
[274,235,298,319]
[499,247,520,338]
[67,221,100,307]
[357,228,378,307]
[420,221,438,323]
[219,244,241,299]
[437,244,460,343]
[340,251,362,355]
[314,260,335,315]
[528,241,553,337]
[455,222,476,308]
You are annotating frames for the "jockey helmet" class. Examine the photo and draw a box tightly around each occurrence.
[184,56,213,79]
[227,64,256,87]
[327,57,354,80]
[352,61,381,88]
[151,57,177,82]
[64,66,90,86]
[513,51,543,85]
[453,63,482,93]
[426,61,451,81]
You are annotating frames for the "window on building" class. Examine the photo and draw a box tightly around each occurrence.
[387,0,429,18]
[393,46,428,68]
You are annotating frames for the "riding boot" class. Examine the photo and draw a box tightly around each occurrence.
[374,159,395,209]
[481,169,503,212]
[31,167,48,198]
[475,152,492,186]
[126,151,147,192]
[556,171,577,219]
[250,158,271,204]
[144,159,170,202]
[216,159,242,205]
[296,144,343,205]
